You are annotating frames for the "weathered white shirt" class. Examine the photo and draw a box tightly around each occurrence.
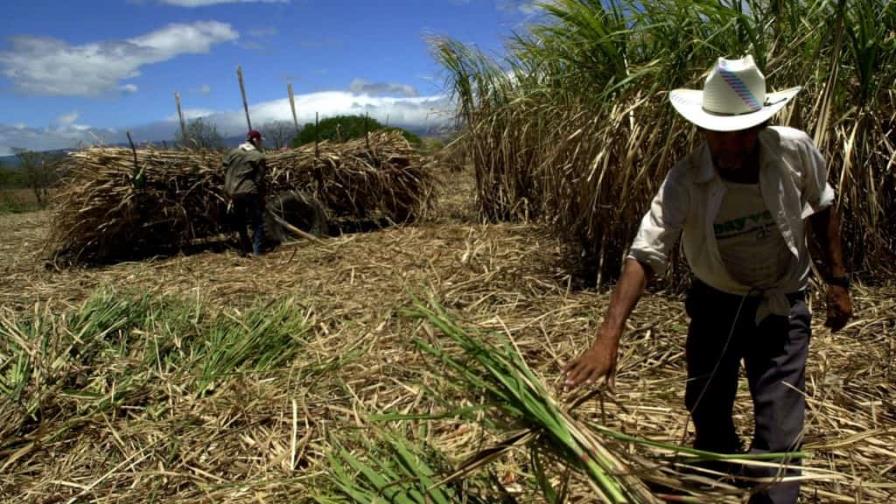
[627,126,834,321]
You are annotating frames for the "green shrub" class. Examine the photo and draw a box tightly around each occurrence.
[0,166,26,189]
[292,115,422,148]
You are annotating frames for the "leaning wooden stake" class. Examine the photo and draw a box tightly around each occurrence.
[174,92,187,144]
[314,112,320,160]
[288,83,300,136]
[267,209,325,244]
[236,65,253,131]
[365,111,371,151]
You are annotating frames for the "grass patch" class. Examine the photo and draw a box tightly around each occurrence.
[317,428,497,504]
[196,300,311,394]
[0,189,44,214]
[0,289,312,442]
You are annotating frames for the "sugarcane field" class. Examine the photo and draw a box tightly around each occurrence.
[1,1,895,503]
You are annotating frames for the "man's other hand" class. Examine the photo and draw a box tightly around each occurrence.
[825,284,852,332]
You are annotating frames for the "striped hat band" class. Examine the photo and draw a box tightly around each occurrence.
[701,56,767,115]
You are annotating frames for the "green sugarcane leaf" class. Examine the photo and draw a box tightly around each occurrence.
[530,444,560,503]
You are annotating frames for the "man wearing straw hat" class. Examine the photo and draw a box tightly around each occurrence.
[224,129,267,256]
[564,55,853,503]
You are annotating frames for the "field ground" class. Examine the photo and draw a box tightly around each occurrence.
[1,166,894,502]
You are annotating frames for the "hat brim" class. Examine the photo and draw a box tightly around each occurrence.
[669,87,801,132]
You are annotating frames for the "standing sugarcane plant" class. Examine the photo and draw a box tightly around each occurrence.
[434,0,896,285]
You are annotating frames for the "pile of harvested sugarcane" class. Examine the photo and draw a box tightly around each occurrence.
[47,131,435,265]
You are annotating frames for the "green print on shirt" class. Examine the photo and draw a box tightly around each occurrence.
[715,210,775,239]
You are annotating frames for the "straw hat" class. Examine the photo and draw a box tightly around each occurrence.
[669,55,801,132]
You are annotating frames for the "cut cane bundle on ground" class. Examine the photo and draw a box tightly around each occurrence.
[46,131,435,265]
[404,300,839,503]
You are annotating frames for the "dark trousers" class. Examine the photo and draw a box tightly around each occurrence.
[684,280,810,504]
[230,195,265,255]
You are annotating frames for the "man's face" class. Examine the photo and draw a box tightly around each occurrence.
[702,127,761,175]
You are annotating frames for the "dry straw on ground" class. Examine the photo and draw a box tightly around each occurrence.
[1,183,894,502]
[47,131,435,266]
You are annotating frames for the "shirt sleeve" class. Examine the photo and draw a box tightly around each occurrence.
[626,163,690,276]
[800,136,835,218]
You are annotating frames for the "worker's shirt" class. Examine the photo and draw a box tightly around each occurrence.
[223,142,266,197]
[627,126,834,321]
[714,180,796,289]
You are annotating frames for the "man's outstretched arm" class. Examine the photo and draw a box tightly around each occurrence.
[563,258,652,390]
[808,205,852,331]
[566,160,688,390]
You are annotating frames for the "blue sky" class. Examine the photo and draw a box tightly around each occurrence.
[0,0,544,154]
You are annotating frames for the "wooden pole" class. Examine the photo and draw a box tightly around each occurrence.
[314,112,320,160]
[267,209,324,244]
[236,65,253,131]
[288,83,300,136]
[174,92,187,144]
[364,111,370,151]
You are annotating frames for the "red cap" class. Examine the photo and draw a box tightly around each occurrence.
[247,130,263,142]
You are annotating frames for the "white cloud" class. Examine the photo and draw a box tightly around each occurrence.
[167,108,216,121]
[223,91,449,133]
[154,92,450,140]
[450,0,546,13]
[120,83,139,94]
[198,84,212,95]
[349,79,419,98]
[239,26,278,51]
[160,0,288,6]
[0,123,115,153]
[497,0,550,15]
[56,111,79,126]
[0,21,238,96]
[247,27,278,38]
[0,89,453,153]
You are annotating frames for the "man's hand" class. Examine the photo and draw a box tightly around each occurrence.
[824,284,852,332]
[562,258,650,392]
[808,205,851,332]
[563,334,619,391]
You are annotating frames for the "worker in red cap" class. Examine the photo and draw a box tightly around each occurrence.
[223,130,267,255]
